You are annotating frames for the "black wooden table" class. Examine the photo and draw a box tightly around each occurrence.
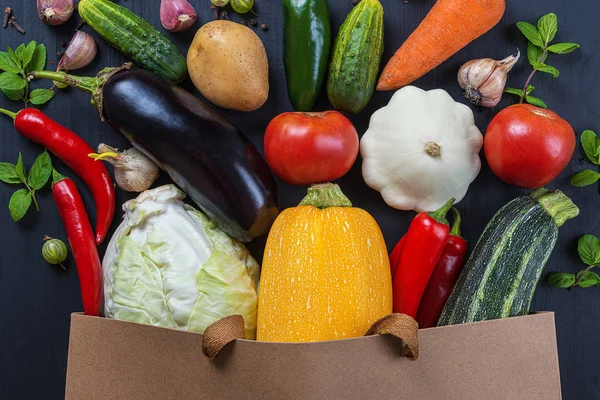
[1,1,598,398]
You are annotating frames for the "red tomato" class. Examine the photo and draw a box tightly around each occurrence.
[264,111,359,185]
[484,104,575,188]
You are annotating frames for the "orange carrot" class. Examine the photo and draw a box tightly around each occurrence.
[377,0,506,91]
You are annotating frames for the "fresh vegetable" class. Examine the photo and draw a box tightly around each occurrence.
[484,104,575,188]
[160,0,197,33]
[438,188,579,326]
[416,207,468,328]
[231,0,255,15]
[42,236,68,270]
[89,144,160,193]
[392,199,454,319]
[458,51,520,108]
[0,151,52,221]
[361,86,483,212]
[327,0,384,114]
[257,184,392,342]
[37,0,74,25]
[30,66,278,242]
[504,13,580,108]
[52,170,103,317]
[103,185,260,338]
[283,0,331,111]
[78,0,188,83]
[549,235,600,290]
[187,21,269,112]
[377,0,506,91]
[264,111,359,186]
[0,41,54,106]
[571,130,600,188]
[389,235,405,279]
[0,108,115,244]
[57,31,97,72]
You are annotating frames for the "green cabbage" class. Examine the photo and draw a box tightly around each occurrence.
[102,185,260,339]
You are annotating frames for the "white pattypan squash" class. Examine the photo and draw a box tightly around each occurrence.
[361,86,483,212]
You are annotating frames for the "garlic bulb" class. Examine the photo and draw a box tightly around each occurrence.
[37,0,74,26]
[160,0,197,33]
[457,50,520,108]
[90,144,160,193]
[57,31,98,72]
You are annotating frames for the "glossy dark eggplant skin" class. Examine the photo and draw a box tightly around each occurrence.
[102,69,279,242]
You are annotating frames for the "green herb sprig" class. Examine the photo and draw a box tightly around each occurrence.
[571,130,600,188]
[505,13,580,108]
[549,234,600,290]
[0,151,53,221]
[0,41,54,106]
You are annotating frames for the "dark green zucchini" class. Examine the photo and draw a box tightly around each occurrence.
[438,189,579,326]
[78,0,187,83]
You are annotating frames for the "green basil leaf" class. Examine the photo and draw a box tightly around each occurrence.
[570,170,599,187]
[535,64,560,78]
[29,88,55,105]
[548,272,575,289]
[0,162,20,184]
[516,21,544,47]
[526,85,535,95]
[537,13,558,45]
[527,42,546,67]
[0,51,20,73]
[577,234,600,266]
[580,130,600,165]
[0,72,26,91]
[21,41,37,70]
[547,42,580,55]
[15,152,26,183]
[8,189,32,222]
[504,87,524,97]
[525,95,547,108]
[576,271,600,288]
[27,151,52,190]
[1,88,24,101]
[26,44,47,73]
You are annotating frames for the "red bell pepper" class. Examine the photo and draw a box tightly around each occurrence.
[392,198,454,319]
[416,207,469,329]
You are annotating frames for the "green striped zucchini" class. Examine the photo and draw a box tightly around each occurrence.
[78,0,187,83]
[438,188,579,326]
[327,0,384,114]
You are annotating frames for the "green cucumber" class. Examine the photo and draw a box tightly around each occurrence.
[78,0,187,83]
[327,0,384,114]
[438,188,579,326]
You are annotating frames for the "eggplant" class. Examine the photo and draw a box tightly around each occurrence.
[31,65,278,242]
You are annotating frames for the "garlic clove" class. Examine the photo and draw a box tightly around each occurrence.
[37,0,74,26]
[160,0,198,33]
[57,31,98,72]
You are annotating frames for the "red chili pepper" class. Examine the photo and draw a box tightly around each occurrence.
[392,198,454,319]
[52,170,102,316]
[389,235,405,279]
[416,207,468,329]
[0,108,115,244]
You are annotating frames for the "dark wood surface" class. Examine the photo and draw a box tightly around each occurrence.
[1,1,598,398]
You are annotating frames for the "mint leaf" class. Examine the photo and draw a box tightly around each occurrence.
[570,170,599,187]
[527,42,547,67]
[0,72,26,91]
[2,88,24,101]
[0,51,20,73]
[578,234,600,266]
[538,13,558,45]
[8,189,32,221]
[21,41,37,69]
[525,95,547,108]
[548,272,575,289]
[581,130,600,165]
[13,44,26,68]
[26,44,47,73]
[577,271,600,288]
[517,21,544,47]
[15,152,26,183]
[0,162,20,184]
[29,88,55,105]
[535,64,560,78]
[526,85,535,95]
[27,151,52,190]
[547,42,580,54]
[504,87,524,97]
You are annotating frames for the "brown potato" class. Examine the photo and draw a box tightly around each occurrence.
[187,21,269,112]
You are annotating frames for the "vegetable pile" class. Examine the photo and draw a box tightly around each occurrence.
[0,0,595,348]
